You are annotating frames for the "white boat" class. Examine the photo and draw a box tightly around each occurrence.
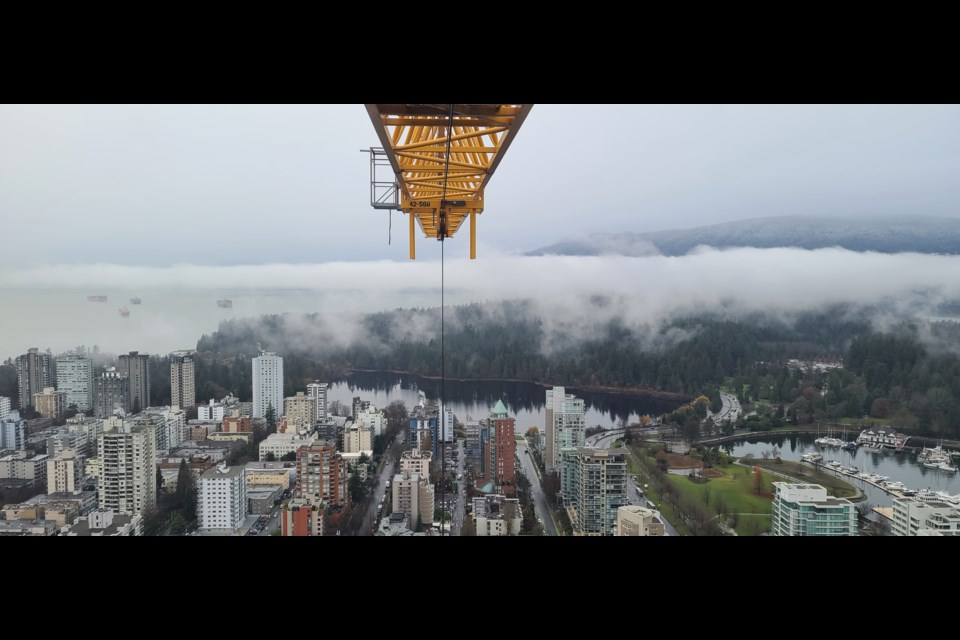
[884,481,907,492]
[801,452,824,464]
[938,461,958,473]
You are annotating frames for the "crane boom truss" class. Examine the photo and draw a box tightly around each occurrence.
[365,103,532,259]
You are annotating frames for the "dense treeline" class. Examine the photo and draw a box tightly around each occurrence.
[7,300,960,439]
[193,301,868,398]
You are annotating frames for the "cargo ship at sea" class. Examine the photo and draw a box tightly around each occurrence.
[130,297,142,305]
[217,299,233,308]
[87,295,108,302]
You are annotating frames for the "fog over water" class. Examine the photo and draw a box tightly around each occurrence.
[4,247,960,361]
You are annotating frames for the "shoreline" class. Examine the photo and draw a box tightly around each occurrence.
[342,368,691,404]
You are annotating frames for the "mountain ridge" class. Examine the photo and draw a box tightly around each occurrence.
[526,215,960,256]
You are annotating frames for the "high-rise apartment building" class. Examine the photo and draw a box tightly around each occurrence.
[306,382,327,422]
[295,441,345,507]
[487,400,516,495]
[253,351,284,419]
[97,418,156,517]
[94,368,129,418]
[56,354,94,411]
[0,396,10,420]
[197,462,247,531]
[16,347,53,410]
[118,351,151,413]
[566,447,628,536]
[169,350,196,409]
[544,387,585,472]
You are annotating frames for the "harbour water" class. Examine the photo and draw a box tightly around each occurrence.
[324,371,681,434]
[722,434,960,508]
[0,286,439,362]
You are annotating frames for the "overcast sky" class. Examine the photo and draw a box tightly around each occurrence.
[1,104,958,266]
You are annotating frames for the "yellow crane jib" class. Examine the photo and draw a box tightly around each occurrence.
[364,104,532,259]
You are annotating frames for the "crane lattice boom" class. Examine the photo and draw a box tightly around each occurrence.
[365,103,532,259]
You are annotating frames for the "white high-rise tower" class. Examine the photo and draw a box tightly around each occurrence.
[253,351,284,419]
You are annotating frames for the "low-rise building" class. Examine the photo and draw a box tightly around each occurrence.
[64,416,103,455]
[0,453,50,486]
[222,416,251,433]
[198,399,225,423]
[892,498,960,536]
[259,432,312,462]
[0,519,57,536]
[473,494,522,536]
[400,449,432,479]
[157,455,217,492]
[0,412,26,451]
[355,405,384,437]
[615,505,666,536]
[343,424,373,454]
[248,485,283,514]
[376,512,432,536]
[207,432,251,444]
[341,451,372,480]
[244,461,293,491]
[771,482,857,536]
[2,503,42,520]
[169,441,232,463]
[27,490,98,516]
[47,450,84,494]
[34,387,67,420]
[62,508,142,536]
[392,470,435,531]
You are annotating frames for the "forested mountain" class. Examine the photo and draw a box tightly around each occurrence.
[527,215,960,257]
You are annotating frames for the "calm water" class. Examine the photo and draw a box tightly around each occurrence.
[722,434,960,508]
[0,286,440,362]
[325,371,681,432]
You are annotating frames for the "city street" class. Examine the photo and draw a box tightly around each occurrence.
[516,441,558,536]
[362,431,404,534]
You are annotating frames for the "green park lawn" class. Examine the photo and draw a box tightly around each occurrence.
[663,463,775,535]
[749,459,860,499]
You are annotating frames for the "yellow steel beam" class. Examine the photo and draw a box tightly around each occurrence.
[365,104,532,259]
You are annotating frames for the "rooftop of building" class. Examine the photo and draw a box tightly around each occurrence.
[0,519,56,533]
[401,449,432,461]
[0,452,49,462]
[248,485,283,497]
[28,490,96,504]
[199,464,244,481]
[618,505,661,519]
[66,512,138,536]
[244,461,294,471]
[575,447,627,458]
